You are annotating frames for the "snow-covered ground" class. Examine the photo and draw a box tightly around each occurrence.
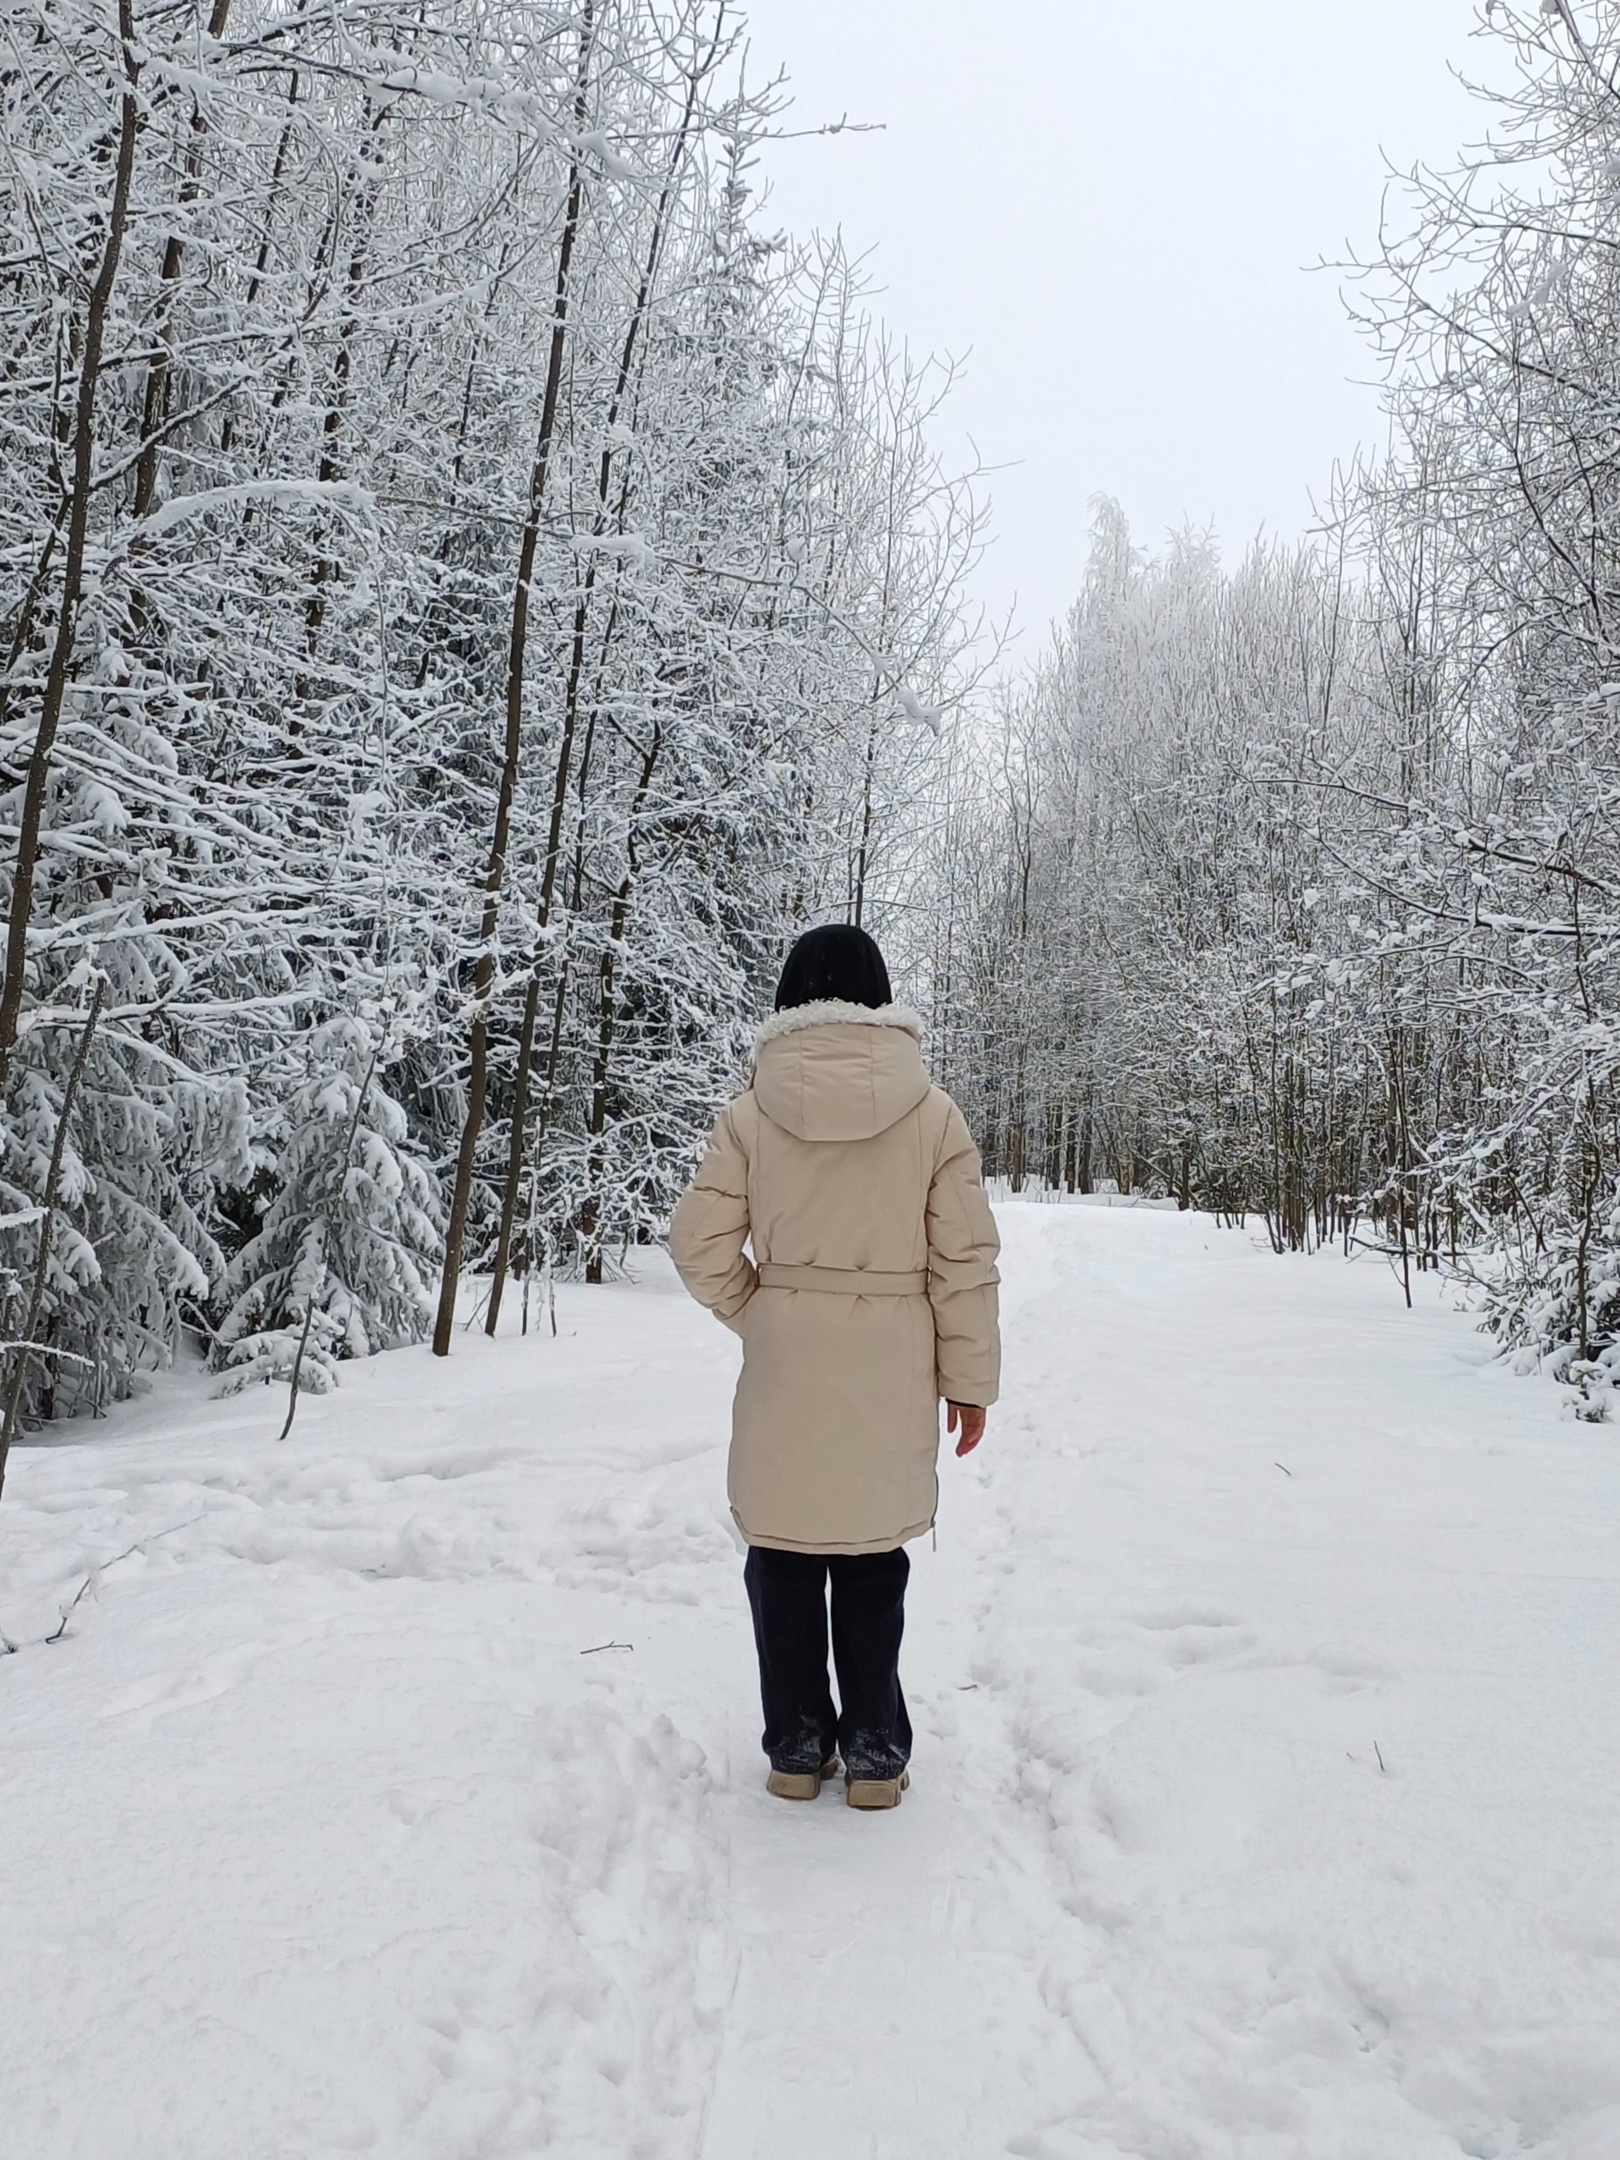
[4,1204,1619,2160]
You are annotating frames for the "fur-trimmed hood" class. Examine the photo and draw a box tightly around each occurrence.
[752,1000,931,1143]
[753,998,925,1051]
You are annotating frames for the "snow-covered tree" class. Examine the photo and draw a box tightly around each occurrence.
[215,1016,440,1397]
[0,0,984,1454]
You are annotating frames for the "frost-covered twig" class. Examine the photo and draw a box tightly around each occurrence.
[2,1514,205,1656]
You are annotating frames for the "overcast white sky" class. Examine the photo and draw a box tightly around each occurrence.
[734,0,1487,645]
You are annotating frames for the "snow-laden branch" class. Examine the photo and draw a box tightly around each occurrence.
[131,479,377,542]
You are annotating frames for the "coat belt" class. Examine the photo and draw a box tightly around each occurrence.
[756,1263,928,1296]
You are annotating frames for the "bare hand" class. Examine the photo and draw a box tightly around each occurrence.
[947,1401,987,1457]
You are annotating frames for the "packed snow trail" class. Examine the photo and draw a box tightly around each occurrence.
[3,1205,1619,2160]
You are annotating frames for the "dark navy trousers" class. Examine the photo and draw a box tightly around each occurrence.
[743,1544,913,1781]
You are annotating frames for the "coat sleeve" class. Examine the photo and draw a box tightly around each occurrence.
[669,1100,757,1334]
[926,1095,1002,1405]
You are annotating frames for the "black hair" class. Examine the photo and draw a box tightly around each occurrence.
[773,923,893,1012]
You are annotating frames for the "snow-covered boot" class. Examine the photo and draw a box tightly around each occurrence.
[765,1756,840,1801]
[845,1768,910,1810]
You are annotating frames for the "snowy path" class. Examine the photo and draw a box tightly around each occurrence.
[4,1205,1620,2159]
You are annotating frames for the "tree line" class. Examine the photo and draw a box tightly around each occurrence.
[938,1,1620,1412]
[11,0,1619,1463]
[0,0,982,1475]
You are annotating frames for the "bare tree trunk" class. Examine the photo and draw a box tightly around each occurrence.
[432,7,595,1357]
[132,0,236,520]
[580,726,661,1284]
[852,710,879,927]
[483,956,547,1331]
[217,68,301,463]
[0,526,66,742]
[485,33,720,1328]
[0,4,142,1095]
[299,89,397,686]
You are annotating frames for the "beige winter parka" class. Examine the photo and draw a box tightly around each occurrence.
[669,1001,1001,1556]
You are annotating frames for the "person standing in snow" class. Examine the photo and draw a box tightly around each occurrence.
[669,925,1001,1810]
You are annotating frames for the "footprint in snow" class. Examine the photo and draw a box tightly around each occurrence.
[99,1650,261,1722]
[1309,1642,1400,1693]
[1128,1604,1245,1631]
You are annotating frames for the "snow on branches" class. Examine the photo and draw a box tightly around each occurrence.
[939,2,1620,1400]
[0,0,981,1442]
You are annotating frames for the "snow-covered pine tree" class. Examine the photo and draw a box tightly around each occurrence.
[214,1017,440,1399]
